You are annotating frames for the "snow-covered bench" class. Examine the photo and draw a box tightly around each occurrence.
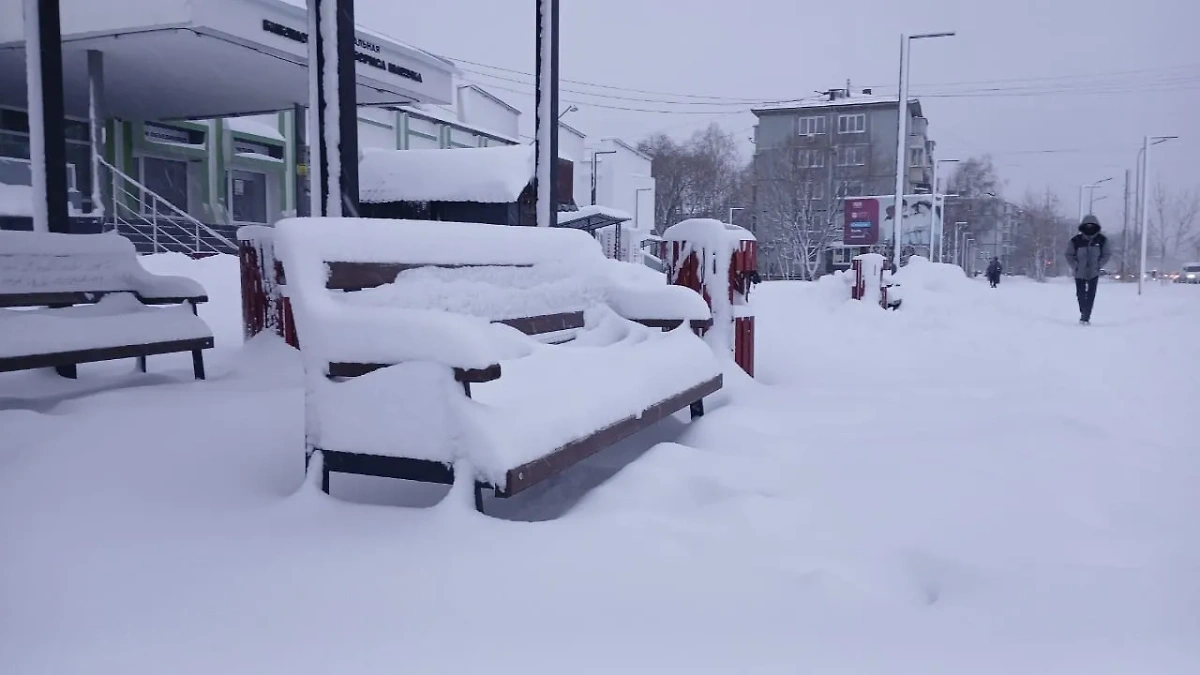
[275,217,723,510]
[0,231,213,379]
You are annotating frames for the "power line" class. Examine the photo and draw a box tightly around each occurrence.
[463,79,767,115]
[460,66,808,107]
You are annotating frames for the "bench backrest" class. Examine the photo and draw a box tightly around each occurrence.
[274,218,712,375]
[324,259,586,340]
[0,231,206,308]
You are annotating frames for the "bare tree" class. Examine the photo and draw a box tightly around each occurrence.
[639,124,746,233]
[1015,188,1067,281]
[946,155,1002,199]
[1148,184,1200,268]
[755,141,845,280]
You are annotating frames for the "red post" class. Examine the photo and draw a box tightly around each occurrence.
[238,227,298,348]
[664,223,757,377]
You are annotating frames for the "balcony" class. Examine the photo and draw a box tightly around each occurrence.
[909,116,929,137]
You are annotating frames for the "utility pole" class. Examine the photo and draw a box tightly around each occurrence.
[1121,169,1130,279]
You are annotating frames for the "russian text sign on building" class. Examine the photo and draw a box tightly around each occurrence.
[844,198,879,245]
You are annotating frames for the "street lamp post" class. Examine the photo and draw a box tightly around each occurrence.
[953,221,968,265]
[892,30,955,271]
[931,158,960,261]
[590,150,617,206]
[1139,135,1179,296]
[1077,176,1112,221]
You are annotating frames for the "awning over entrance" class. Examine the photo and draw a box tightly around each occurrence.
[556,205,632,233]
[0,0,456,120]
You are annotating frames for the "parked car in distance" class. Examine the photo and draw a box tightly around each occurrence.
[1176,263,1200,284]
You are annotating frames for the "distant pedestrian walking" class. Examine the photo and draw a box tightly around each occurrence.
[986,257,1002,288]
[1065,214,1111,325]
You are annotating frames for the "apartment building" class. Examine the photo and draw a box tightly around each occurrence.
[750,88,936,277]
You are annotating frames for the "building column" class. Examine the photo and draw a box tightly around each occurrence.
[306,0,359,218]
[87,49,105,217]
[533,0,559,228]
[23,0,69,232]
[292,102,309,217]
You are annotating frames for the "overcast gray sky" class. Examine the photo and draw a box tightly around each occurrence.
[359,0,1197,226]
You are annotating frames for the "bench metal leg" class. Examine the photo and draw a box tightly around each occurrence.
[474,482,486,513]
[54,364,77,379]
[137,355,147,373]
[191,350,206,380]
[690,399,705,419]
[321,464,331,495]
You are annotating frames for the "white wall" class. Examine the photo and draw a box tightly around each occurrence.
[357,108,396,150]
[596,139,656,231]
[456,86,519,141]
[557,124,586,161]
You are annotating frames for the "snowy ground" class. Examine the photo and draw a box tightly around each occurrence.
[2,256,1198,674]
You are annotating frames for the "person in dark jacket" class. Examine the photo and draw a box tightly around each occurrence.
[986,257,1002,288]
[1065,214,1111,325]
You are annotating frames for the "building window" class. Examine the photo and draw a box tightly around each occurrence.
[228,169,268,224]
[798,149,824,168]
[832,248,854,265]
[909,147,925,167]
[839,180,864,197]
[838,146,867,166]
[805,181,825,200]
[137,156,189,214]
[837,113,866,134]
[798,116,826,136]
[0,108,31,159]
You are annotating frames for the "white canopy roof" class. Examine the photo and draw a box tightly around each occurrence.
[0,0,455,120]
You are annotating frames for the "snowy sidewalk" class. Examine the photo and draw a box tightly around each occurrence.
[1,261,1198,674]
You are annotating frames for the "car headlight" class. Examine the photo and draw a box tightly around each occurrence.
[1188,273,1197,279]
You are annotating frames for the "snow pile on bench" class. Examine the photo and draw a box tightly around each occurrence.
[318,308,720,486]
[0,230,206,299]
[275,217,710,368]
[274,217,721,489]
[0,294,210,359]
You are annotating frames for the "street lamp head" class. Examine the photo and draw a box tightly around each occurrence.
[912,31,956,39]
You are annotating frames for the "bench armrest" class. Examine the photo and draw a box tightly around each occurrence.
[606,284,712,326]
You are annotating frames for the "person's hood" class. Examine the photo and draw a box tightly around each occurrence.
[1079,214,1101,236]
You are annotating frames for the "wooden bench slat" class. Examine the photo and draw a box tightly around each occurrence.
[499,374,723,497]
[0,291,207,309]
[634,318,714,331]
[497,311,585,336]
[328,361,502,384]
[0,337,215,374]
[326,261,533,291]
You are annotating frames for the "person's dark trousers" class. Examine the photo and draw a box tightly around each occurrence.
[1075,276,1099,320]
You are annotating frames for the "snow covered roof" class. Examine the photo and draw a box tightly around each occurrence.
[558,205,632,226]
[359,146,535,204]
[456,84,521,114]
[0,0,456,120]
[225,116,285,142]
[753,95,922,116]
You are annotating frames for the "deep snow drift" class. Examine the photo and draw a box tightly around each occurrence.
[1,254,1198,674]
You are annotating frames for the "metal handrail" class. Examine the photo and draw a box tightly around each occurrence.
[104,171,216,254]
[97,156,236,251]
